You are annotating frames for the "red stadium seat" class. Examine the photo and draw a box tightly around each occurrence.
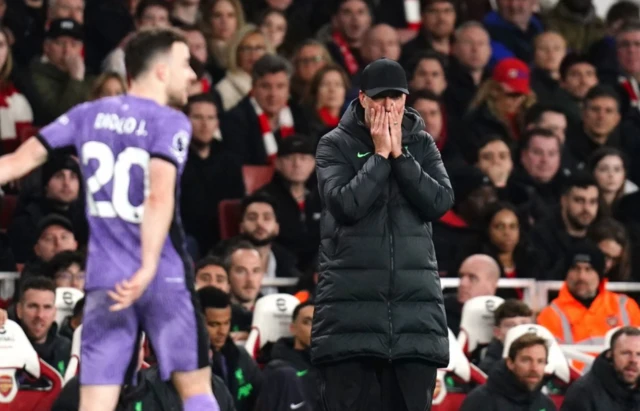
[0,320,63,411]
[0,195,17,232]
[218,199,242,240]
[242,165,274,195]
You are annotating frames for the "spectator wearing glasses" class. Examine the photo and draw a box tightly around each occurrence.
[289,39,332,104]
[46,250,85,291]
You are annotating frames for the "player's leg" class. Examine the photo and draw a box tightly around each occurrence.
[140,286,219,410]
[79,290,141,411]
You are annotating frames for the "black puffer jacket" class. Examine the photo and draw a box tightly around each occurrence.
[311,99,454,366]
[561,351,640,411]
[460,361,557,411]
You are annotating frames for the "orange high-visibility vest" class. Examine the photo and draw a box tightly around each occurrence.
[537,279,640,344]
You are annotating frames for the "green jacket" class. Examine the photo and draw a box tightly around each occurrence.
[29,58,93,125]
[544,3,606,54]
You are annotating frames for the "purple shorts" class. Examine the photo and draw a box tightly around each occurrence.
[79,286,209,385]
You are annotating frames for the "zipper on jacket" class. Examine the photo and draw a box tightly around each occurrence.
[387,183,394,362]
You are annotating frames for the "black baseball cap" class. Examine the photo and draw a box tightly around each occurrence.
[36,214,74,240]
[361,58,409,98]
[46,19,83,41]
[278,135,315,157]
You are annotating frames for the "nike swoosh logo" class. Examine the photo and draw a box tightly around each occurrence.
[290,402,305,410]
[357,152,371,158]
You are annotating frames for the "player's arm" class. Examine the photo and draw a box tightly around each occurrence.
[0,137,48,185]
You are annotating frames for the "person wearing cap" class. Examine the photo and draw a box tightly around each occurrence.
[30,18,93,125]
[464,57,535,144]
[8,154,86,264]
[312,57,453,411]
[433,164,498,273]
[256,134,321,271]
[537,241,640,346]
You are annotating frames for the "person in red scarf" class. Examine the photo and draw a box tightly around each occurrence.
[302,63,350,143]
[325,0,371,79]
[222,54,310,165]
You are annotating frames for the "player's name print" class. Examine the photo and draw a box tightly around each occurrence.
[93,113,148,136]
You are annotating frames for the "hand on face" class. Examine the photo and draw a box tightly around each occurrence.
[369,107,392,158]
[389,102,403,158]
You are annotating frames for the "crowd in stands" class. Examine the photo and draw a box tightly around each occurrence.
[2,0,640,409]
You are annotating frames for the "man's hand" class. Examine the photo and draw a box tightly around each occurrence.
[370,107,392,158]
[108,267,155,311]
[65,54,85,81]
[389,103,403,158]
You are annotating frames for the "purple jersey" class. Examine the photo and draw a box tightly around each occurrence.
[37,95,192,291]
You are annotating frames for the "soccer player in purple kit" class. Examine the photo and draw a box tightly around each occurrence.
[0,29,219,411]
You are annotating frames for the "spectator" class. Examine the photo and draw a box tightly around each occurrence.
[544,0,605,54]
[216,25,272,111]
[325,0,372,78]
[46,250,85,291]
[53,332,237,411]
[180,94,244,254]
[401,0,456,61]
[588,147,636,216]
[406,51,448,96]
[265,301,317,405]
[465,57,535,144]
[469,134,513,189]
[195,255,230,293]
[561,326,640,411]
[530,31,567,103]
[257,136,321,270]
[478,299,533,374]
[360,24,401,65]
[289,40,332,103]
[30,19,92,126]
[88,71,126,100]
[433,165,497,273]
[49,0,85,23]
[484,0,544,65]
[201,0,245,69]
[460,334,557,411]
[588,217,632,282]
[58,295,83,340]
[614,20,640,115]
[170,0,199,27]
[302,64,349,141]
[0,25,33,154]
[258,8,287,52]
[444,254,500,335]
[16,276,70,375]
[28,215,78,267]
[530,172,599,279]
[8,155,86,263]
[444,21,491,116]
[557,53,599,125]
[198,286,263,411]
[537,241,640,344]
[222,54,309,165]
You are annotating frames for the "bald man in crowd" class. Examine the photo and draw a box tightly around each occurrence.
[361,24,401,63]
[444,254,500,334]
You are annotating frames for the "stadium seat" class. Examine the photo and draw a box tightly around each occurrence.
[458,295,505,359]
[242,165,274,195]
[218,199,242,240]
[0,320,63,410]
[0,194,17,232]
[54,287,84,327]
[244,294,300,360]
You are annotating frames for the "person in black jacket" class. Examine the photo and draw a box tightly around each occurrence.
[460,333,557,411]
[561,326,640,411]
[198,286,263,411]
[312,58,454,411]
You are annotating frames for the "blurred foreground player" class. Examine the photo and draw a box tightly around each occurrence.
[0,28,218,411]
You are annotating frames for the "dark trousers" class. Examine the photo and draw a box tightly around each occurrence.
[317,358,437,411]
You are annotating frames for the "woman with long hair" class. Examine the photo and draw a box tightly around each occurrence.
[200,0,245,69]
[466,58,536,145]
[289,39,332,103]
[89,72,127,100]
[588,217,633,282]
[302,63,349,141]
[588,147,637,217]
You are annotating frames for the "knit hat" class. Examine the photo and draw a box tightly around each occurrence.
[448,165,493,205]
[565,241,606,278]
[42,155,80,188]
[36,214,74,240]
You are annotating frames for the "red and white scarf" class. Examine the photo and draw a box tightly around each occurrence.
[250,97,295,163]
[620,75,640,111]
[404,0,421,31]
[332,31,359,76]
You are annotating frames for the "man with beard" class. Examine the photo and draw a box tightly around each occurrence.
[561,326,640,410]
[538,242,640,344]
[530,172,600,280]
[460,333,556,411]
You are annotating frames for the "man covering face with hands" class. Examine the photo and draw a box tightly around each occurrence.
[312,58,454,411]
